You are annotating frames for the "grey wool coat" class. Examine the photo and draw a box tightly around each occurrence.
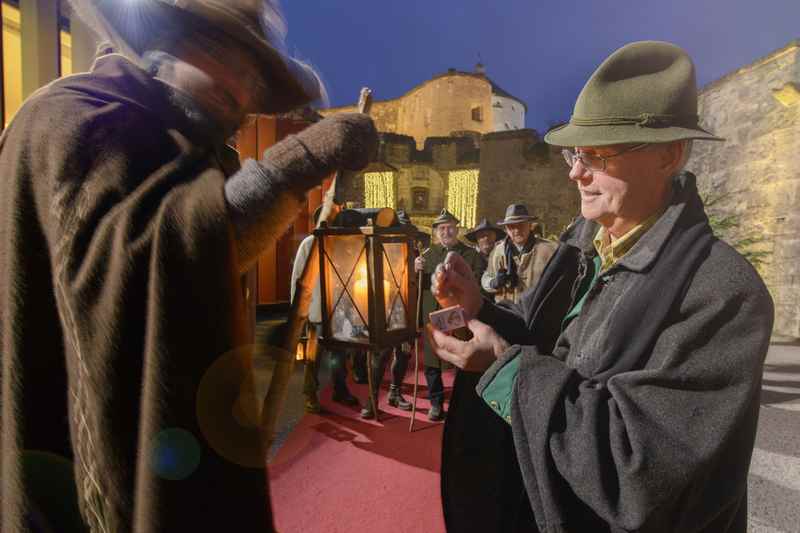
[1,54,275,532]
[448,173,773,532]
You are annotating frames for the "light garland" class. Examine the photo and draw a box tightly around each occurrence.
[447,169,479,229]
[364,171,395,209]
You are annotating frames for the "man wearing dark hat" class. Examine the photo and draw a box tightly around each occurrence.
[429,41,772,532]
[481,204,557,304]
[465,218,505,259]
[0,1,377,531]
[415,209,485,421]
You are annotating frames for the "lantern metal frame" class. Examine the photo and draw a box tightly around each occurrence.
[314,223,419,352]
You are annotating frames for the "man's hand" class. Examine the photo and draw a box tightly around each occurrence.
[262,113,378,191]
[428,319,510,372]
[414,255,425,273]
[432,252,483,320]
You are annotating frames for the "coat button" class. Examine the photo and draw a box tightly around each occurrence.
[489,400,499,410]
[504,415,512,423]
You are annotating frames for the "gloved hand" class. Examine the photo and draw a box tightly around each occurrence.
[489,269,509,290]
[262,113,378,191]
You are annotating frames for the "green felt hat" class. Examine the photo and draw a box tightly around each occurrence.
[431,209,460,228]
[544,41,723,147]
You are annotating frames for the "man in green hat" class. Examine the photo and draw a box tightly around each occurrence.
[429,41,773,532]
[415,209,485,421]
[0,1,377,531]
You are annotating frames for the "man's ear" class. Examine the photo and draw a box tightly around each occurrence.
[659,141,686,175]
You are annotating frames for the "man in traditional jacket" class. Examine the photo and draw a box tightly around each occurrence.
[481,204,558,304]
[415,209,485,421]
[430,41,773,532]
[0,1,377,531]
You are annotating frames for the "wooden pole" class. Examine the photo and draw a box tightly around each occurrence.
[409,244,427,432]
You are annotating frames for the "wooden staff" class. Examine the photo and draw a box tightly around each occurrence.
[260,88,373,447]
[409,242,428,432]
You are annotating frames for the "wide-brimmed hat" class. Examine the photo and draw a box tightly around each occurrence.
[497,204,537,226]
[544,41,722,147]
[431,209,460,228]
[464,218,505,243]
[70,0,324,114]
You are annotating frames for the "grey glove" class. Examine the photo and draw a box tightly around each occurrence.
[263,113,378,191]
[225,113,377,273]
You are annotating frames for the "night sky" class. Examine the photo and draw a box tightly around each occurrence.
[282,0,800,134]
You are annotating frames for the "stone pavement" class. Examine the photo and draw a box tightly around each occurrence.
[749,343,800,533]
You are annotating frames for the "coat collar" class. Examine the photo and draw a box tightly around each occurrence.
[561,172,705,273]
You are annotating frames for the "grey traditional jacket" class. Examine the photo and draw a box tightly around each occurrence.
[473,173,773,532]
[481,236,557,304]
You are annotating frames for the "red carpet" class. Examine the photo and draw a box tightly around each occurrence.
[268,353,454,533]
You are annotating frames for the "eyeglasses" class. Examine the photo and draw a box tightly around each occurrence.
[562,143,649,173]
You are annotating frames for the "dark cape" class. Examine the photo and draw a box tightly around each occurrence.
[443,174,774,532]
[1,54,273,531]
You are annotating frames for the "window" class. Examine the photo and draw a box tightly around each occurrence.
[412,187,429,210]
[471,106,483,122]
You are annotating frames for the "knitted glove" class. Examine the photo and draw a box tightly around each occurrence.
[489,269,509,290]
[262,113,378,191]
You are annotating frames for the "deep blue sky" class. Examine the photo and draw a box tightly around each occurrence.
[282,0,799,134]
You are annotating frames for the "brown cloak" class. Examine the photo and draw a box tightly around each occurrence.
[1,54,274,531]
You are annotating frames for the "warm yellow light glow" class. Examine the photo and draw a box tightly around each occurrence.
[773,82,800,107]
[447,169,479,229]
[364,171,395,209]
[60,29,72,76]
[352,261,390,311]
[3,2,23,127]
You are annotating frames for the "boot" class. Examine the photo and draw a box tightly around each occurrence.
[387,384,412,411]
[428,403,445,422]
[360,399,377,419]
[304,394,321,414]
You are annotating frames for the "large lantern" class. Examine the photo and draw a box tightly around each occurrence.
[314,216,419,351]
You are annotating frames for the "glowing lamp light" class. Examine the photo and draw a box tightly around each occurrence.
[314,210,418,351]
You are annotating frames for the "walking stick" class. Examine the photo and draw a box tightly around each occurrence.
[409,242,427,432]
[261,87,373,447]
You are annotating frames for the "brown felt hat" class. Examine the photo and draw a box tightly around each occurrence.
[464,218,505,243]
[497,204,537,226]
[70,0,324,114]
[544,41,722,147]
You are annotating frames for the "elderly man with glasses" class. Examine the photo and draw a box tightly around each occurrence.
[430,41,773,532]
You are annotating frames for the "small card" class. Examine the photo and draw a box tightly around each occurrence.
[429,305,466,333]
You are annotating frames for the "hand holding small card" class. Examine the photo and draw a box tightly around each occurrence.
[429,305,466,333]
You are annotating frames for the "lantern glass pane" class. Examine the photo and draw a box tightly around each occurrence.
[323,235,370,344]
[382,242,408,331]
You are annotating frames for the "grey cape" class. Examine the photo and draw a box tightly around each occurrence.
[1,55,274,531]
[444,173,774,532]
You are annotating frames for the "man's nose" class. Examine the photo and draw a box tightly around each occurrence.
[568,159,591,181]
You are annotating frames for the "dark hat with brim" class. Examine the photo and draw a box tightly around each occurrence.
[431,209,460,228]
[70,0,324,115]
[497,204,537,226]
[544,41,722,147]
[465,218,505,243]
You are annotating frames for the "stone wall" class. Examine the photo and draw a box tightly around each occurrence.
[688,40,800,338]
[478,130,580,237]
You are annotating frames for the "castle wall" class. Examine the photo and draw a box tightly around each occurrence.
[688,40,800,338]
[492,94,525,131]
[478,130,580,238]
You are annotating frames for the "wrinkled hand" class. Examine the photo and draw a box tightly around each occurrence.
[261,113,378,191]
[431,252,483,320]
[428,319,510,372]
[414,255,425,273]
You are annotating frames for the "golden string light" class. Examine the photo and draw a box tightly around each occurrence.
[364,171,396,209]
[447,169,479,229]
